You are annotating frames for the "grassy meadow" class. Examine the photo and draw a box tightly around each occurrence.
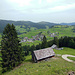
[17,25,75,39]
[21,40,41,46]
[54,47,75,56]
[0,47,75,75]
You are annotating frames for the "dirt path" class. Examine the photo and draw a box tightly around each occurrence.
[62,54,75,63]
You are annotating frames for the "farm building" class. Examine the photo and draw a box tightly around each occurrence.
[51,44,57,49]
[32,47,55,63]
[51,44,63,50]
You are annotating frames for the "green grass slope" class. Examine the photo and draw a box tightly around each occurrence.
[54,47,75,56]
[1,47,75,75]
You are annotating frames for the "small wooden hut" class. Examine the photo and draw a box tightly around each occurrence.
[32,47,55,63]
[51,44,57,49]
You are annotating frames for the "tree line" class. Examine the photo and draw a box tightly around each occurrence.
[23,36,75,56]
[59,36,75,48]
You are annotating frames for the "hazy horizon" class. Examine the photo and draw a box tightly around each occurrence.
[0,19,75,24]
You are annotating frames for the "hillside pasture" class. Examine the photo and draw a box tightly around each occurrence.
[2,57,75,75]
[54,47,75,56]
[0,25,75,47]
[1,47,75,75]
[21,40,41,46]
[17,25,75,46]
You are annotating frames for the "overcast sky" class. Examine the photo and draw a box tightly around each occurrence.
[0,0,75,23]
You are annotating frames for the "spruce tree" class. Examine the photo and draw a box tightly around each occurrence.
[36,43,41,50]
[41,35,47,49]
[54,37,59,47]
[31,44,36,54]
[24,45,30,56]
[1,24,24,72]
[59,37,63,47]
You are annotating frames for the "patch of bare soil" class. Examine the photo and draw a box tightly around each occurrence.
[68,71,75,75]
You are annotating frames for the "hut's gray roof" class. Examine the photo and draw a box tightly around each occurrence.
[33,47,55,60]
[51,44,57,49]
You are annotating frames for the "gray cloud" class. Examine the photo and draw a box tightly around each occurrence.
[0,0,75,23]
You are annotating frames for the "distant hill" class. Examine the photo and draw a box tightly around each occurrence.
[60,22,75,25]
[0,20,59,33]
[38,21,59,27]
[0,20,14,33]
[0,20,75,33]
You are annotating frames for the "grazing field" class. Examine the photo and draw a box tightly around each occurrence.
[21,40,41,46]
[54,47,75,56]
[0,25,75,46]
[16,25,75,46]
[17,25,75,39]
[1,47,75,75]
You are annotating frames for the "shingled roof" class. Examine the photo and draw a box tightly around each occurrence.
[33,47,55,61]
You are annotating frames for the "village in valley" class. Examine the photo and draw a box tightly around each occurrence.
[20,32,59,43]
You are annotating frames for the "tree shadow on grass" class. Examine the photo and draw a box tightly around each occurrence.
[0,58,3,74]
[25,58,32,62]
[24,55,34,63]
[0,64,2,75]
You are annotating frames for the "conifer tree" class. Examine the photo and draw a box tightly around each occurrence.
[59,37,63,47]
[54,37,59,47]
[36,43,41,50]
[1,24,24,72]
[31,44,36,54]
[41,35,47,49]
[24,45,30,56]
